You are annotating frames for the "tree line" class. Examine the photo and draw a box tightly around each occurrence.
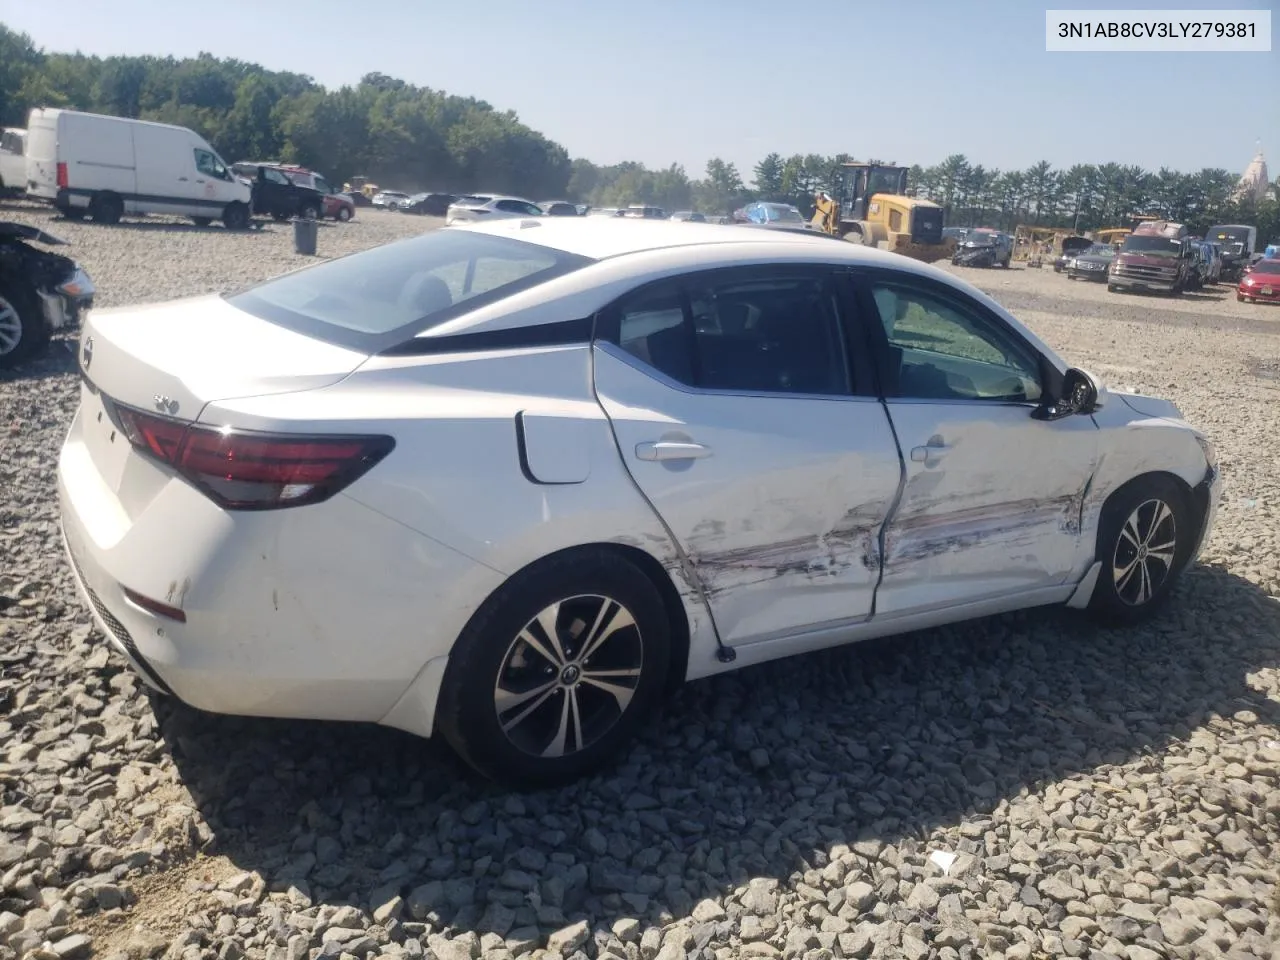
[2,25,1276,241]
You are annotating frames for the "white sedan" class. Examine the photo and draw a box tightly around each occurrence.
[444,194,544,225]
[58,218,1219,785]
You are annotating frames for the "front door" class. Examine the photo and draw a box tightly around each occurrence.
[593,266,903,646]
[857,271,1100,616]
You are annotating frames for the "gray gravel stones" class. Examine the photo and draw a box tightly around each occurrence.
[0,199,1277,959]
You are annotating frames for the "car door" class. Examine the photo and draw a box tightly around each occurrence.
[593,265,903,647]
[854,269,1100,617]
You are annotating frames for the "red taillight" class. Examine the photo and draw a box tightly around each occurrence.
[108,402,394,510]
[56,162,68,189]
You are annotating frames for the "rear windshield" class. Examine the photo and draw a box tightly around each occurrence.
[227,230,594,352]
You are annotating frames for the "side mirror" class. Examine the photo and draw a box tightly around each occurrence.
[1032,367,1099,421]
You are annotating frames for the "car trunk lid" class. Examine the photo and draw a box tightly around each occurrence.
[79,294,367,422]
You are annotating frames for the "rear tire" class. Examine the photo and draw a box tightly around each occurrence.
[0,284,50,370]
[222,202,250,230]
[1088,476,1191,626]
[300,202,321,220]
[89,192,123,225]
[437,549,671,787]
[336,206,352,222]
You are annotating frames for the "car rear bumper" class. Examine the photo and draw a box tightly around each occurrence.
[57,403,504,734]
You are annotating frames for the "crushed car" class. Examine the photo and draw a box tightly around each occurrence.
[952,228,1013,268]
[0,222,95,369]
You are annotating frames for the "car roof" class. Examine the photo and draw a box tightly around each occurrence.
[458,216,895,262]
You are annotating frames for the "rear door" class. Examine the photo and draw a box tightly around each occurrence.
[593,265,903,647]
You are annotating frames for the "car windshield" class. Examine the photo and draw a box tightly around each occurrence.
[1252,260,1280,275]
[967,231,999,244]
[226,231,595,352]
[1121,235,1181,256]
[1084,244,1114,257]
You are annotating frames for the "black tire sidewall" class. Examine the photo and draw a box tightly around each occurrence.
[1089,476,1191,624]
[0,283,50,369]
[438,551,671,786]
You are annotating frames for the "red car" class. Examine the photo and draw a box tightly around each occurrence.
[1238,258,1280,303]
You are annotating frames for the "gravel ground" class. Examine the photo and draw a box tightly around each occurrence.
[1,200,1277,960]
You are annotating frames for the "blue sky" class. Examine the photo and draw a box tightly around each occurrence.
[1,0,1275,180]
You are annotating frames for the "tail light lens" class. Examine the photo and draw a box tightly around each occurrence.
[56,162,68,189]
[108,401,394,510]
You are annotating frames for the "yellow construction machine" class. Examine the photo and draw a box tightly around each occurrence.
[810,161,955,262]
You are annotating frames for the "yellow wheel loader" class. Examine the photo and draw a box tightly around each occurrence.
[809,161,955,263]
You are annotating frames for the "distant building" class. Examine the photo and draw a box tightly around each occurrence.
[1233,147,1270,204]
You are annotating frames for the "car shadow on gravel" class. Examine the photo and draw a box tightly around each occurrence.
[0,338,80,383]
[156,560,1279,938]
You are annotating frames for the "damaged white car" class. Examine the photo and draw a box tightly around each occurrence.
[58,218,1219,785]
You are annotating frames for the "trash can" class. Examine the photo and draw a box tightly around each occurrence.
[292,216,318,256]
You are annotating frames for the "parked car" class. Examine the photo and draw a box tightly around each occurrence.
[1237,257,1280,303]
[1206,224,1257,281]
[1053,236,1094,272]
[402,193,457,216]
[372,191,411,210]
[1065,243,1116,282]
[736,202,811,229]
[0,221,94,368]
[57,217,1220,786]
[0,128,27,197]
[1109,221,1197,295]
[237,164,325,222]
[540,201,580,217]
[621,205,667,219]
[669,211,707,223]
[345,191,373,208]
[26,108,251,228]
[278,167,355,221]
[587,207,619,217]
[952,228,1013,268]
[444,195,543,225]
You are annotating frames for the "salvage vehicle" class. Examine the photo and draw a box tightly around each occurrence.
[237,164,324,222]
[1206,224,1257,282]
[403,193,458,216]
[737,201,813,229]
[1108,221,1196,295]
[372,191,412,210]
[0,128,26,197]
[1237,258,1280,303]
[1053,236,1093,272]
[1066,243,1116,282]
[26,109,251,228]
[57,218,1220,786]
[810,160,952,262]
[278,167,355,221]
[444,195,543,224]
[1186,240,1221,288]
[0,222,94,369]
[951,228,1013,268]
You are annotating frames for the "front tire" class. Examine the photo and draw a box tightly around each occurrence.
[336,206,352,222]
[0,284,50,370]
[222,202,250,230]
[1088,477,1191,626]
[437,549,671,787]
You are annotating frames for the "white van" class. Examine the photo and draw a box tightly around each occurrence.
[0,128,26,196]
[26,108,252,228]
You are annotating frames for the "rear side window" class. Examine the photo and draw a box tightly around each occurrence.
[227,231,594,352]
[612,273,852,396]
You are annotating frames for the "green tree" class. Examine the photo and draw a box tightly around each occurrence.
[753,152,783,198]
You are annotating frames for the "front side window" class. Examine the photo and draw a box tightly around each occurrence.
[194,149,226,178]
[869,281,1042,403]
[264,168,290,186]
[614,272,852,396]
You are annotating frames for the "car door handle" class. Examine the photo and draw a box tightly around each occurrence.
[177,177,189,181]
[635,441,712,462]
[910,443,948,465]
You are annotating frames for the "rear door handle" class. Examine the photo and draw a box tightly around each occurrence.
[910,442,948,465]
[635,441,712,462]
